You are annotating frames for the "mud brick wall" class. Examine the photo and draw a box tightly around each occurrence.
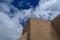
[51,15,60,34]
[19,18,59,40]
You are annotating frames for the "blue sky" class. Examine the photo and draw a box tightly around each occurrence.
[0,0,60,40]
[11,0,40,9]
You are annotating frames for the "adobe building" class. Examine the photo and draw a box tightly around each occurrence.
[18,15,60,40]
[51,15,60,34]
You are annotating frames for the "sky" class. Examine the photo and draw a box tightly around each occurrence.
[0,0,60,40]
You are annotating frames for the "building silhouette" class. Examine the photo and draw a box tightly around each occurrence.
[19,15,60,40]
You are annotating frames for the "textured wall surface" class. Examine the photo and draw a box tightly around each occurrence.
[51,15,60,34]
[19,18,59,40]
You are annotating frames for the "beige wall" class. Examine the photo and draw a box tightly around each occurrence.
[51,15,60,34]
[19,16,60,40]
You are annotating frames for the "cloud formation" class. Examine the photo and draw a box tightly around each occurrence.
[0,0,60,40]
[0,12,23,40]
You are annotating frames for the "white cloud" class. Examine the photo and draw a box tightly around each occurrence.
[0,12,23,40]
[0,3,10,13]
[0,0,60,40]
[33,0,60,21]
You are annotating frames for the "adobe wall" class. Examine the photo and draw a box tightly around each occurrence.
[19,18,59,40]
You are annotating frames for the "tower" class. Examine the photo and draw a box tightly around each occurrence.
[19,17,60,40]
